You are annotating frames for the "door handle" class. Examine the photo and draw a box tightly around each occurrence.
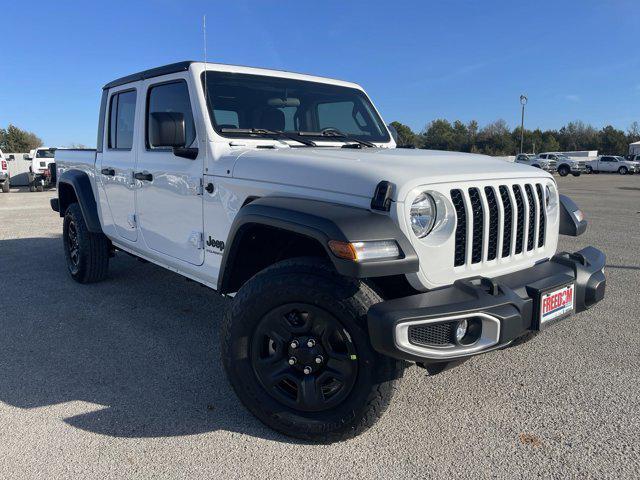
[101,168,115,176]
[134,171,153,182]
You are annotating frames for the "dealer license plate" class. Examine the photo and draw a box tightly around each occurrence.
[540,284,575,325]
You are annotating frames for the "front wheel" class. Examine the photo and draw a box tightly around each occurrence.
[585,165,593,174]
[1,180,9,193]
[63,203,110,283]
[221,257,404,442]
[619,166,628,175]
[558,166,570,177]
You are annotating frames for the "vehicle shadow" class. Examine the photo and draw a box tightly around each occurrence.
[0,236,300,443]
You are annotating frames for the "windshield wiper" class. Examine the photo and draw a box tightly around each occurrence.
[220,128,316,147]
[297,128,377,148]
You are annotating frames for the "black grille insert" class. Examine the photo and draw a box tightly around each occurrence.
[499,186,512,257]
[513,185,525,254]
[484,187,499,261]
[468,188,484,264]
[524,184,536,251]
[451,189,466,267]
[536,184,546,247]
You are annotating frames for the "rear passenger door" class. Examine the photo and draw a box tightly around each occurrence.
[100,87,138,242]
[135,78,204,266]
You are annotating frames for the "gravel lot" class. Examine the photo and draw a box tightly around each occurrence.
[0,174,638,479]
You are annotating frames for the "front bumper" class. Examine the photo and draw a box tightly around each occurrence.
[368,246,606,363]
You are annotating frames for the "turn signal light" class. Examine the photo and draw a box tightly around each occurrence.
[328,240,400,262]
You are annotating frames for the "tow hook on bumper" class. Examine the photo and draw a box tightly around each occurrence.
[367,246,606,363]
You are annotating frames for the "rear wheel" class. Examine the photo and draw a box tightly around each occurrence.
[63,203,110,283]
[36,184,44,192]
[558,165,570,177]
[221,257,404,442]
[572,172,581,177]
[619,166,628,175]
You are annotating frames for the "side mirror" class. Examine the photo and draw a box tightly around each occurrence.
[149,112,186,148]
[24,154,31,160]
[387,124,398,143]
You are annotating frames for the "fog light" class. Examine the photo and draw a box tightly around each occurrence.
[455,319,468,343]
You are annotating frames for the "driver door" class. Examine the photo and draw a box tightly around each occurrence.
[135,77,204,266]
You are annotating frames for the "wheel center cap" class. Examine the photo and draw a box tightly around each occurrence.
[288,336,325,371]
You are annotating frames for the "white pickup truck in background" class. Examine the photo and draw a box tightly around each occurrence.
[586,155,640,175]
[0,149,10,193]
[538,153,586,177]
[514,153,557,172]
[28,147,57,191]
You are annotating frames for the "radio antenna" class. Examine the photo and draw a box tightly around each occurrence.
[203,15,209,110]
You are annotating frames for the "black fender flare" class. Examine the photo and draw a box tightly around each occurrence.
[56,170,102,233]
[217,196,419,292]
[559,194,587,236]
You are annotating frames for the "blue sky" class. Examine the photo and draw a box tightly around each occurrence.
[1,0,638,147]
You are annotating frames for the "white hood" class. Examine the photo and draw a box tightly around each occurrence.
[230,147,552,202]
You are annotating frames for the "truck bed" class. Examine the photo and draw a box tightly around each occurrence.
[54,148,97,183]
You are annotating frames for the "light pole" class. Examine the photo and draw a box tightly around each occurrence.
[519,94,528,154]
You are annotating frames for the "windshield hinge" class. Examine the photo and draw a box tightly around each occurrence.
[195,178,204,196]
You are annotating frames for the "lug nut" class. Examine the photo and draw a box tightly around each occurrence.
[306,338,316,348]
[288,357,297,366]
[290,340,299,349]
[303,366,312,375]
[314,355,323,364]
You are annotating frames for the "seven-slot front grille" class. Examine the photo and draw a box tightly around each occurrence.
[451,183,547,268]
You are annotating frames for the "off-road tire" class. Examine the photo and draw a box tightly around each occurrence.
[1,180,8,193]
[618,166,628,175]
[221,257,404,443]
[63,203,110,283]
[558,166,570,177]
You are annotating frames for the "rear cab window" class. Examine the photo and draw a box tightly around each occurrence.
[108,90,137,150]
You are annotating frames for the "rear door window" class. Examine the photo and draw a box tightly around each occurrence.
[108,90,137,150]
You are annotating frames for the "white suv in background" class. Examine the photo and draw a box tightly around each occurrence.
[514,153,557,173]
[538,153,586,177]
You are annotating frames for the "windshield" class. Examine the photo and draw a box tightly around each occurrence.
[36,148,56,158]
[201,71,390,143]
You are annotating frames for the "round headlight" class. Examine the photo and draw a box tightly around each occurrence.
[410,192,436,238]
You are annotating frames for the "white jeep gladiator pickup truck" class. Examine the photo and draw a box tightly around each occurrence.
[51,61,606,442]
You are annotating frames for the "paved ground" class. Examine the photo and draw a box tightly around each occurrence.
[0,175,638,479]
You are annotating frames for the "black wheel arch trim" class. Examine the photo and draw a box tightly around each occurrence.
[217,196,419,292]
[55,170,103,233]
[559,194,587,236]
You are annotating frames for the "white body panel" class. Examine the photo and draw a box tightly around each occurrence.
[56,62,561,292]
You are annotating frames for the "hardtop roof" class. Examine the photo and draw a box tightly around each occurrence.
[102,61,359,90]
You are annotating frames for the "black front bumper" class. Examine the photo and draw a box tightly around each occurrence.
[368,246,606,363]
